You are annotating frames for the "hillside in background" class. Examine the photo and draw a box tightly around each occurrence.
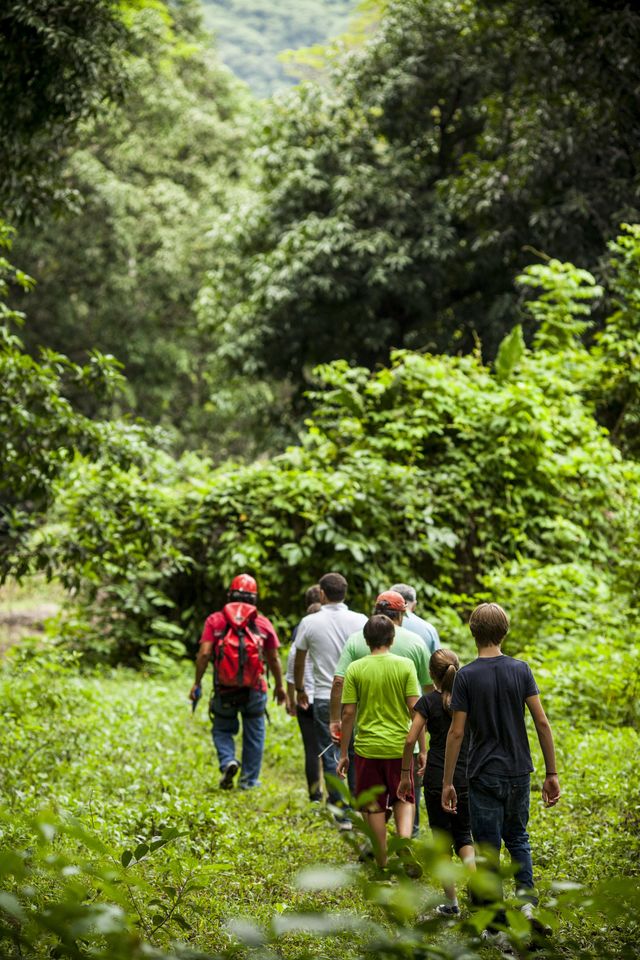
[200,0,357,95]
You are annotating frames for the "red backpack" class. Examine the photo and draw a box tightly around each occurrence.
[212,602,265,690]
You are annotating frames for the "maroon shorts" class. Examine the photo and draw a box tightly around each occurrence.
[354,754,415,813]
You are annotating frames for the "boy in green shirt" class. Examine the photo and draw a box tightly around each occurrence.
[337,614,421,867]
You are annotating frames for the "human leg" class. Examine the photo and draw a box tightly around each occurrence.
[210,693,240,772]
[297,703,321,800]
[366,811,389,867]
[238,689,267,788]
[313,699,342,805]
[412,755,423,837]
[425,786,458,903]
[502,774,536,902]
[468,776,507,921]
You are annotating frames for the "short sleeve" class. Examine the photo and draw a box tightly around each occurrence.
[414,645,430,687]
[450,671,469,713]
[335,637,356,677]
[295,617,310,651]
[523,663,539,698]
[257,615,279,650]
[404,662,421,698]
[413,694,430,719]
[342,663,358,704]
[428,624,440,654]
[285,644,297,684]
[199,613,221,646]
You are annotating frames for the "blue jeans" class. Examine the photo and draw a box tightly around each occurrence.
[469,773,536,901]
[313,699,355,805]
[210,688,267,788]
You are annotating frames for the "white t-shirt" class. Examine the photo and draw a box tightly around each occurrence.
[295,603,368,699]
[286,635,316,702]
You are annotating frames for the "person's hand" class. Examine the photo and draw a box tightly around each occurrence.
[417,752,427,777]
[441,783,457,814]
[285,694,296,717]
[329,720,342,744]
[189,684,200,701]
[542,774,560,807]
[274,685,287,706]
[336,755,349,779]
[397,775,412,802]
[296,689,309,709]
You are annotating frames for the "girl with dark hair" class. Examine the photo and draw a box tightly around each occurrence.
[398,648,475,914]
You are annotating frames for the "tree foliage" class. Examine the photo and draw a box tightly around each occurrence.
[8,227,636,663]
[0,0,128,220]
[9,1,248,432]
[196,0,640,435]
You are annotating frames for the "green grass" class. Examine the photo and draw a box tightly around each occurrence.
[0,639,638,958]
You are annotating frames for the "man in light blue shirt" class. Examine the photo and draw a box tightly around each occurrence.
[390,583,440,655]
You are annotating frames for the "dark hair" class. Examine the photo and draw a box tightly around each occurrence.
[469,602,509,647]
[305,584,322,607]
[363,614,395,650]
[306,601,322,614]
[373,601,403,623]
[429,648,460,713]
[319,572,347,602]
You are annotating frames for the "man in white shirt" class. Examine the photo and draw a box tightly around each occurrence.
[294,572,366,817]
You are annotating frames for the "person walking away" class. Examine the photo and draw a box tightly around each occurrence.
[294,572,367,820]
[285,585,323,802]
[337,615,421,868]
[390,583,440,655]
[442,602,560,937]
[398,649,475,915]
[190,574,286,790]
[329,590,429,837]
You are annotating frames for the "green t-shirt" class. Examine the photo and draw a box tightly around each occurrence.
[335,624,430,687]
[341,653,421,759]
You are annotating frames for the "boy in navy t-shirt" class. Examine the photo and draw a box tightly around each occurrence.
[442,603,560,912]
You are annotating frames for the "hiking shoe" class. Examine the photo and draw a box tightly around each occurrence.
[435,903,460,917]
[219,760,239,789]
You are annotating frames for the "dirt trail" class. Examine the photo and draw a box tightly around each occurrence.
[0,603,60,653]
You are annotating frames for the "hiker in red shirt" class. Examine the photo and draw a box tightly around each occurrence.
[190,574,286,790]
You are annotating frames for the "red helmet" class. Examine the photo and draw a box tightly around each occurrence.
[229,573,258,596]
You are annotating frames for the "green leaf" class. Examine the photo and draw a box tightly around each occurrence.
[495,324,525,381]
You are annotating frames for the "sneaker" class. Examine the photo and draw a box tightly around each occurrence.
[435,903,460,917]
[335,816,353,831]
[358,843,375,862]
[219,760,239,789]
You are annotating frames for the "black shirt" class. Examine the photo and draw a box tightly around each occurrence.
[415,690,469,788]
[450,654,539,781]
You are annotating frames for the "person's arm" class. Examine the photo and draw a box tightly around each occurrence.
[330,675,344,742]
[398,710,426,800]
[190,641,213,698]
[526,694,561,806]
[417,727,427,774]
[336,702,357,778]
[264,647,286,704]
[441,710,467,813]
[294,647,309,708]
[286,681,296,716]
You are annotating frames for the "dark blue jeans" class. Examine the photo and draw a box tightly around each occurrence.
[210,688,267,788]
[313,699,355,805]
[469,773,536,901]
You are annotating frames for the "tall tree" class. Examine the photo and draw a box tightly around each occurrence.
[0,0,127,220]
[197,0,640,432]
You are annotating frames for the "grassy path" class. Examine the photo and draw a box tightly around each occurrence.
[1,643,639,958]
